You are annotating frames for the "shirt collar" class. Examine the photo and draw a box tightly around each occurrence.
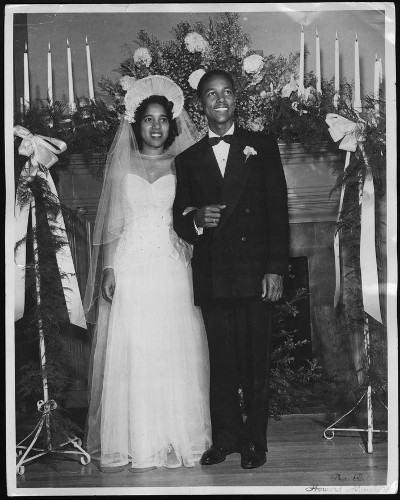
[208,123,235,138]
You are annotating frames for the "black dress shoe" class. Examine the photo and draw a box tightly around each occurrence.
[200,446,229,465]
[240,443,267,469]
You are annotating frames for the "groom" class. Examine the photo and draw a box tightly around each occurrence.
[173,69,289,469]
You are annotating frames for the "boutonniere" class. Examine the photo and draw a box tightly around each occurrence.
[243,146,257,162]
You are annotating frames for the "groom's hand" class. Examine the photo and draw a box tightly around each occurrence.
[262,273,283,302]
[195,204,226,228]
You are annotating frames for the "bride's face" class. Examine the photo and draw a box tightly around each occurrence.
[140,103,170,151]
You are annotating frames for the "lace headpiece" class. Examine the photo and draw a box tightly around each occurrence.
[121,75,185,123]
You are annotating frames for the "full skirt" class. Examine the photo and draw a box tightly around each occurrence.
[85,253,211,469]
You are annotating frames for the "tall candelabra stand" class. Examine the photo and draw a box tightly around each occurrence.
[323,146,388,453]
[16,193,91,475]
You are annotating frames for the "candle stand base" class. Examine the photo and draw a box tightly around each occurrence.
[16,399,91,475]
[323,385,388,453]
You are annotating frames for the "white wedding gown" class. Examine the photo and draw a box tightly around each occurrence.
[86,168,211,469]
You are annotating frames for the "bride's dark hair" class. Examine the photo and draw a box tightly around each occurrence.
[133,95,179,150]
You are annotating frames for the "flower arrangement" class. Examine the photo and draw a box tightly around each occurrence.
[101,13,354,148]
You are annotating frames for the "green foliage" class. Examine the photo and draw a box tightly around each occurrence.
[16,96,120,161]
[328,93,387,400]
[15,174,84,445]
[269,284,322,420]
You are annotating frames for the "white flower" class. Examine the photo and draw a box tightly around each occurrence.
[281,75,298,98]
[133,47,152,67]
[120,75,136,91]
[260,90,267,98]
[243,54,264,74]
[188,68,206,90]
[248,118,264,132]
[243,145,257,162]
[298,85,313,102]
[185,32,209,54]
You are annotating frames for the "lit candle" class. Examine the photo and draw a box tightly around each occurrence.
[354,33,362,112]
[23,42,30,109]
[67,38,76,113]
[316,30,321,93]
[85,36,95,101]
[334,32,339,108]
[374,55,383,114]
[47,42,53,106]
[299,26,304,91]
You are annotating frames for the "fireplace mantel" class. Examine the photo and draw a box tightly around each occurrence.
[55,144,342,224]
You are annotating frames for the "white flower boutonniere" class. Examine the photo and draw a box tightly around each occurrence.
[243,146,257,162]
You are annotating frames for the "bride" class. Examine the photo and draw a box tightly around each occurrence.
[83,75,211,472]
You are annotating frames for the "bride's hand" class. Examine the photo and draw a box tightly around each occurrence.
[102,268,116,302]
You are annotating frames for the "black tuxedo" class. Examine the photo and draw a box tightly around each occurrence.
[173,126,289,451]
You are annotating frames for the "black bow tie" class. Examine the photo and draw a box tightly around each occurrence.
[208,135,233,147]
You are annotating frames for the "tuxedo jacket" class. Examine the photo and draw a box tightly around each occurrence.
[173,126,289,306]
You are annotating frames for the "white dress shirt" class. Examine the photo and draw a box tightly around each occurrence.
[208,123,235,177]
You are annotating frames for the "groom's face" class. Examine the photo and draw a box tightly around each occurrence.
[199,74,236,132]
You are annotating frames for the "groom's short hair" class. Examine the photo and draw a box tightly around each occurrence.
[197,69,235,99]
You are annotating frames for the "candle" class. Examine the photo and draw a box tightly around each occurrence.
[354,33,362,112]
[67,39,76,113]
[23,42,30,109]
[316,30,321,93]
[299,26,304,91]
[47,42,53,106]
[85,36,95,101]
[334,32,339,108]
[374,55,383,113]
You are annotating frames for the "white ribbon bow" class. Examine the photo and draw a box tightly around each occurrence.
[326,113,365,152]
[14,125,87,329]
[325,114,382,323]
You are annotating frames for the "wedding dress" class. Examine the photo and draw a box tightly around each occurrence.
[85,152,211,469]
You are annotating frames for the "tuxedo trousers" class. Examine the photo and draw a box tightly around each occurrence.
[201,297,272,452]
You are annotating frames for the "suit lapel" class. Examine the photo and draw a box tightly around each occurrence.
[215,128,251,235]
[189,135,223,203]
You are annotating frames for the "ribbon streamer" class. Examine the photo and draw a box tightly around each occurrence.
[14,125,87,329]
[358,145,382,323]
[325,114,382,323]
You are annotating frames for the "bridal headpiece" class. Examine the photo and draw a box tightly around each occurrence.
[121,75,185,123]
